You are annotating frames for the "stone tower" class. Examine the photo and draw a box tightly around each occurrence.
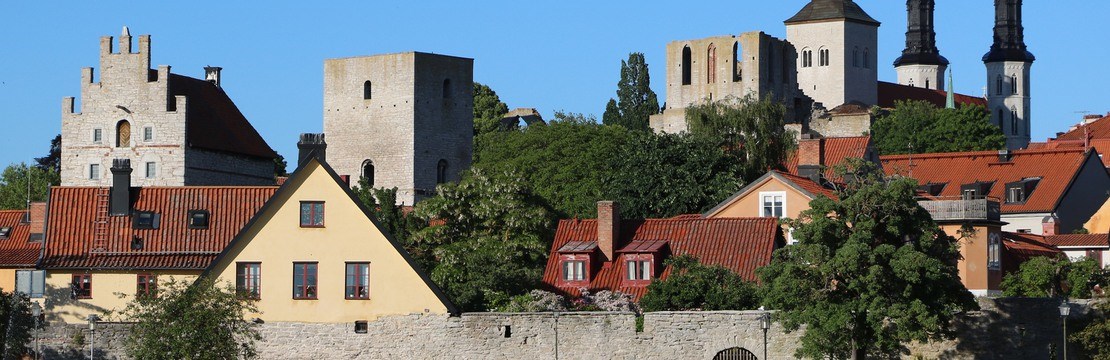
[984,0,1035,150]
[894,0,948,90]
[785,0,880,108]
[323,52,474,205]
[61,27,276,187]
[649,32,799,134]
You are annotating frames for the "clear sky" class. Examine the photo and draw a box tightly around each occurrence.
[1,1,1107,168]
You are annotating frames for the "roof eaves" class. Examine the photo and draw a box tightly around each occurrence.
[703,172,776,217]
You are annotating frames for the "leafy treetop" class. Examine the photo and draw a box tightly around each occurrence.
[872,100,1006,156]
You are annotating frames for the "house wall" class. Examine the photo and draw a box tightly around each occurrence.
[1083,198,1110,233]
[706,178,813,220]
[0,269,16,291]
[205,160,450,323]
[1055,153,1110,233]
[42,270,199,324]
[1001,213,1052,235]
[940,224,1002,296]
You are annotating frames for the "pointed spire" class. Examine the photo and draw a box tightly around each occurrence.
[122,26,130,37]
[894,0,948,67]
[945,68,955,109]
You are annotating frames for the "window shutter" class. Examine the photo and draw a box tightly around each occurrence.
[16,270,31,295]
[32,270,45,298]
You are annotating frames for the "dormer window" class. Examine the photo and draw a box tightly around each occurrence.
[556,241,596,287]
[0,227,11,239]
[622,254,654,286]
[1006,178,1040,204]
[960,182,994,200]
[188,210,210,229]
[919,183,946,197]
[563,260,586,282]
[133,211,160,229]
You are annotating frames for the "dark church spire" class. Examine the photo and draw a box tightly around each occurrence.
[983,0,1035,63]
[894,0,948,67]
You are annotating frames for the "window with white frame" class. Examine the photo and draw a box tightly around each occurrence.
[93,128,103,144]
[562,260,585,281]
[89,164,100,180]
[145,162,156,178]
[987,232,1001,270]
[143,126,153,142]
[760,192,786,218]
[16,270,45,298]
[626,260,651,281]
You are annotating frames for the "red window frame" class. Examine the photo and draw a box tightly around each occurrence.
[557,254,590,287]
[72,274,92,299]
[622,254,654,287]
[136,273,157,297]
[293,262,318,300]
[300,201,325,228]
[346,262,370,300]
[236,262,262,299]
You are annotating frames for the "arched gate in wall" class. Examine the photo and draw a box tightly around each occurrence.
[712,347,758,360]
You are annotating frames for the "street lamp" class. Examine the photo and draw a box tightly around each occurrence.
[1059,300,1071,360]
[760,312,771,360]
[30,303,42,360]
[87,314,100,360]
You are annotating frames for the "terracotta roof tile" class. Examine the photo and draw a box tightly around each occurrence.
[784,136,872,178]
[1056,115,1110,142]
[170,74,277,159]
[881,148,1096,213]
[1001,232,1063,273]
[1044,233,1110,247]
[0,210,41,267]
[541,217,781,300]
[877,81,987,109]
[42,186,277,269]
[774,171,839,200]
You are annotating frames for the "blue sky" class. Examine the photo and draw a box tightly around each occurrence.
[1,1,1106,168]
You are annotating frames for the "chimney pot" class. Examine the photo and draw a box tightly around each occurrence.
[204,66,222,87]
[110,159,133,216]
[998,149,1011,162]
[297,133,327,169]
[1042,215,1060,236]
[798,138,824,168]
[597,201,621,262]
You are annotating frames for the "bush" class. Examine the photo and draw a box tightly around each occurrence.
[640,255,759,311]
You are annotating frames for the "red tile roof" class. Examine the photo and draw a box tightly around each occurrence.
[775,171,839,200]
[877,81,987,109]
[704,171,838,218]
[1055,115,1110,142]
[1001,232,1063,273]
[0,210,40,267]
[541,217,782,299]
[784,136,873,178]
[1044,234,1110,248]
[881,148,1099,213]
[42,186,277,269]
[1029,138,1110,168]
[169,74,276,159]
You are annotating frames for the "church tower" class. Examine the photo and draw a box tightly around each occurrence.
[786,0,880,108]
[984,0,1035,150]
[894,0,948,90]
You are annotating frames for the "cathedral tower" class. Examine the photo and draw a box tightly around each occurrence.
[786,0,879,108]
[984,0,1035,150]
[894,0,948,90]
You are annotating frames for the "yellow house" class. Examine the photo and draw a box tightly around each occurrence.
[0,206,44,295]
[1084,198,1110,233]
[704,171,838,244]
[202,146,456,323]
[40,159,277,323]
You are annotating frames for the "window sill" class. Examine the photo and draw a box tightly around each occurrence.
[345,297,372,301]
[300,225,326,228]
[293,297,318,300]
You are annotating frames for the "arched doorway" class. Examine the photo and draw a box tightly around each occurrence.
[712,347,758,360]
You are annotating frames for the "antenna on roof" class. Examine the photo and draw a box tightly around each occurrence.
[25,161,32,212]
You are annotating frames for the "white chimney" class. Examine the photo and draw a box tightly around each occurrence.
[204,66,223,87]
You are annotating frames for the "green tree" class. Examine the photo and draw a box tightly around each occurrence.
[351,181,425,259]
[1001,256,1105,298]
[273,154,288,177]
[873,100,1006,155]
[120,278,261,360]
[758,161,977,359]
[602,132,742,219]
[34,134,61,173]
[410,169,553,311]
[640,255,760,311]
[684,96,797,182]
[473,82,510,136]
[0,163,59,210]
[1073,301,1110,360]
[474,112,631,218]
[0,291,34,360]
[602,53,659,131]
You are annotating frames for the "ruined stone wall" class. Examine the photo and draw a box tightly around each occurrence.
[33,298,1093,359]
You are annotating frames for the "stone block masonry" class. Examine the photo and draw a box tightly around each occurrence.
[33,298,1090,359]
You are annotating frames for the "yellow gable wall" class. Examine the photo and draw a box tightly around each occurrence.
[43,270,199,324]
[707,176,815,219]
[0,269,17,292]
[206,160,449,323]
[1084,198,1110,233]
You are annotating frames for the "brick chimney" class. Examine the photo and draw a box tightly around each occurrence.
[297,133,327,169]
[28,202,46,241]
[598,201,621,261]
[797,137,824,180]
[110,159,133,216]
[1042,215,1060,236]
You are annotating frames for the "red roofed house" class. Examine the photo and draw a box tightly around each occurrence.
[541,201,784,300]
[0,204,46,298]
[999,232,1064,274]
[1029,113,1110,168]
[40,159,277,323]
[784,136,878,179]
[704,171,838,244]
[882,148,1110,235]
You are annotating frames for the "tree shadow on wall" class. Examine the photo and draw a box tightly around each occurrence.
[936,297,1077,360]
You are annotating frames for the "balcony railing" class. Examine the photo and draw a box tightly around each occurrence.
[917,197,1001,222]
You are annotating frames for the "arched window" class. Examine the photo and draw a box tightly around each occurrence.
[800,49,811,68]
[852,47,860,67]
[732,42,742,82]
[819,48,830,67]
[443,79,453,98]
[363,81,372,100]
[1011,74,1018,95]
[996,75,1003,95]
[361,159,375,188]
[116,120,131,148]
[707,43,717,84]
[1011,107,1019,135]
[925,78,931,89]
[998,108,1005,128]
[712,347,758,360]
[681,46,692,85]
[863,48,870,69]
[436,160,448,184]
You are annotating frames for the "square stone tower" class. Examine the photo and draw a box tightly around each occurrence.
[649,32,799,134]
[786,0,880,108]
[61,28,277,187]
[323,52,474,205]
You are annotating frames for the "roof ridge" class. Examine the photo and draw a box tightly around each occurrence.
[881,148,1085,161]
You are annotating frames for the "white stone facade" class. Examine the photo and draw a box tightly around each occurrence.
[323,52,474,205]
[895,63,946,91]
[787,20,878,107]
[986,61,1033,150]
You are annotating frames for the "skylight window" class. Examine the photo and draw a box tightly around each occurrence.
[0,227,11,239]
